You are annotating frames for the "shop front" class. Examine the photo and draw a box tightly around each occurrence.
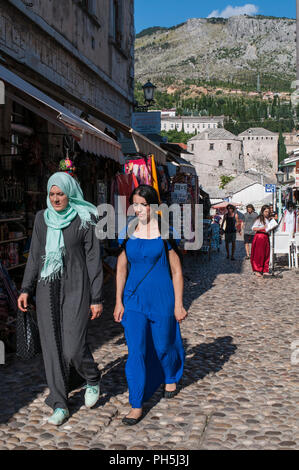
[0,64,124,273]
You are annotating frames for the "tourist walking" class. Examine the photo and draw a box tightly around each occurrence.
[241,204,258,260]
[250,205,271,278]
[113,185,186,425]
[17,172,103,426]
[211,216,221,252]
[221,204,240,260]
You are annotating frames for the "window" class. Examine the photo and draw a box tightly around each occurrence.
[203,124,205,128]
[191,144,194,151]
[209,143,214,151]
[218,160,223,167]
[208,124,210,128]
[110,0,123,46]
[227,143,232,151]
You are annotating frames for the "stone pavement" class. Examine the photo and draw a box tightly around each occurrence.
[0,239,298,450]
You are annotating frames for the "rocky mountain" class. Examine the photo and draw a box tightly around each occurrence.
[135,16,296,90]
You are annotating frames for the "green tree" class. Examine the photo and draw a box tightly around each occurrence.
[278,129,288,164]
[219,175,235,189]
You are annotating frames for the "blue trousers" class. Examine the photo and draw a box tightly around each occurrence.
[122,309,185,408]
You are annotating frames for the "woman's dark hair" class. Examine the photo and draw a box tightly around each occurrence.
[129,184,160,206]
[227,204,235,212]
[257,205,270,224]
[287,201,295,210]
[120,185,182,263]
[246,204,255,211]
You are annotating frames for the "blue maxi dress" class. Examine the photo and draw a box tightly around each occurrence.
[118,233,185,408]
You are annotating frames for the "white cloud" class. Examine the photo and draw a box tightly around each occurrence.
[208,4,259,18]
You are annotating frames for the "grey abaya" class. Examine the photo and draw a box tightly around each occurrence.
[21,210,103,410]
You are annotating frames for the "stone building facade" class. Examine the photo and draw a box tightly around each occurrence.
[161,116,225,134]
[186,128,244,191]
[0,0,135,133]
[238,128,279,175]
[282,131,299,155]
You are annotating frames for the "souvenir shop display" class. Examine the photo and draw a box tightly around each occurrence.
[0,262,18,351]
[59,158,76,177]
[169,173,199,246]
[125,157,152,185]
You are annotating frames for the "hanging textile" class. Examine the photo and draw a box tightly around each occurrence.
[125,158,152,186]
[151,155,161,203]
[115,174,136,212]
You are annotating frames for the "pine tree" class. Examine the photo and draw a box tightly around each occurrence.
[278,129,288,164]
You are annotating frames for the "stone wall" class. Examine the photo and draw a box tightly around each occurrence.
[186,138,244,190]
[0,0,135,125]
[241,137,279,175]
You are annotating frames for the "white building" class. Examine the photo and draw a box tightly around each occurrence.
[279,152,299,185]
[224,171,277,212]
[161,116,225,134]
[238,128,279,176]
[185,128,244,191]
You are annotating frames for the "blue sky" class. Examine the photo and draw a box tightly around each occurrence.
[135,1,296,33]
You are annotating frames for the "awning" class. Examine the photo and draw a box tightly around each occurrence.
[0,65,124,164]
[167,153,196,175]
[130,129,167,165]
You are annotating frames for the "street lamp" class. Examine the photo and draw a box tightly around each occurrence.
[134,79,157,112]
[142,80,156,106]
[276,170,284,220]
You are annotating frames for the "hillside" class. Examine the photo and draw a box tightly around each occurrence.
[135,15,296,92]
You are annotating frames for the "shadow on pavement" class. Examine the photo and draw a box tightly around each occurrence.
[0,239,242,424]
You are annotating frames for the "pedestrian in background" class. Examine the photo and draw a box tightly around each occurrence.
[280,202,297,237]
[221,204,240,260]
[251,205,270,278]
[211,215,221,251]
[241,204,258,260]
[114,185,186,426]
[18,172,103,426]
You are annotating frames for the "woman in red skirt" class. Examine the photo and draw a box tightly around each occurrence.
[251,205,270,278]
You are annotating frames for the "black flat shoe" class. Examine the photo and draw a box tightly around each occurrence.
[164,388,178,399]
[122,415,143,426]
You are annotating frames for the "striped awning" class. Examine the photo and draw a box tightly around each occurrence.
[0,64,124,164]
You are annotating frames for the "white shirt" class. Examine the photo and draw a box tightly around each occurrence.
[252,218,270,230]
[284,210,295,234]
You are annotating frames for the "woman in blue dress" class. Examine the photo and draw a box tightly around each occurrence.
[113,185,187,425]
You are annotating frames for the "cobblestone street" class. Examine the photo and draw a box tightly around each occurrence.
[0,239,298,450]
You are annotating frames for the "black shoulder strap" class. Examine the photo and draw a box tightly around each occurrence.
[163,239,173,279]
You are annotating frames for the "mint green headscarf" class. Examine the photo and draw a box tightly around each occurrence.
[41,172,99,282]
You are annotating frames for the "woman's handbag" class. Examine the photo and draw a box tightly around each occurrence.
[16,306,41,361]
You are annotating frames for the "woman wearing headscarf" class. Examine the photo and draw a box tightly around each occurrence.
[17,172,103,425]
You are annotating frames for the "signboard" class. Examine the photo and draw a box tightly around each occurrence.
[132,111,161,134]
[265,184,276,193]
[296,161,299,188]
[171,183,188,203]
